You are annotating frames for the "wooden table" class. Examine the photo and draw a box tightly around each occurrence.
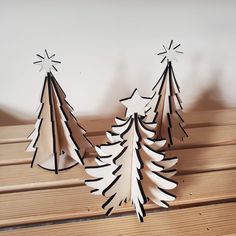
[0,109,236,235]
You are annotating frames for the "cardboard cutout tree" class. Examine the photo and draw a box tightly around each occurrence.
[85,89,177,222]
[147,40,188,147]
[27,50,92,174]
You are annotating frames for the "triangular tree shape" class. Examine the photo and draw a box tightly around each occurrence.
[147,40,188,147]
[27,50,92,174]
[85,89,177,222]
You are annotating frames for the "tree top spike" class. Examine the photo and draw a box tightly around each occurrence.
[157,40,183,64]
[34,50,61,73]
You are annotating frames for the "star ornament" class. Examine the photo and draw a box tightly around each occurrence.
[158,40,183,63]
[120,89,151,118]
[34,49,61,73]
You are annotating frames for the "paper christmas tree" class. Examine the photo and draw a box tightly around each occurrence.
[85,89,177,222]
[27,50,92,174]
[147,40,188,147]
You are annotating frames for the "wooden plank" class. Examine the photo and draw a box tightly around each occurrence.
[0,164,88,193]
[178,125,236,148]
[0,143,32,165]
[1,124,236,149]
[1,125,236,166]
[0,119,113,144]
[0,125,32,144]
[0,142,95,166]
[0,145,236,193]
[184,108,236,128]
[1,202,236,236]
[0,169,235,227]
[168,144,236,174]
[222,234,236,236]
[1,108,236,144]
[85,109,236,130]
[87,125,236,149]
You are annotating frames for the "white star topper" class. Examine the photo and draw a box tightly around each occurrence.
[158,40,183,63]
[34,49,61,73]
[120,89,151,118]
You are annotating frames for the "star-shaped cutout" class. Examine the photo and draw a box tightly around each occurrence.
[34,49,61,73]
[157,40,183,63]
[120,89,151,118]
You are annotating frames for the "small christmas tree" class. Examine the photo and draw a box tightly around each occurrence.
[147,40,188,147]
[85,89,177,222]
[27,50,92,174]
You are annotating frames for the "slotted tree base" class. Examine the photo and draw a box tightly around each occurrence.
[39,153,79,172]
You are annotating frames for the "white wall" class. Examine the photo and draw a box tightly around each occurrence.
[0,0,236,124]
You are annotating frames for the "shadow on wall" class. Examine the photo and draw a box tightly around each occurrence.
[0,70,232,126]
[187,71,227,112]
[0,105,34,126]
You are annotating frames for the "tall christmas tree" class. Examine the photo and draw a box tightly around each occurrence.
[147,40,188,147]
[85,89,177,222]
[27,50,92,174]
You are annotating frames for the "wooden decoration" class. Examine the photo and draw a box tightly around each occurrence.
[26,50,92,174]
[147,40,188,147]
[85,89,177,222]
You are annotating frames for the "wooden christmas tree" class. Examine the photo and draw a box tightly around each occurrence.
[147,40,188,147]
[27,50,92,174]
[85,89,177,222]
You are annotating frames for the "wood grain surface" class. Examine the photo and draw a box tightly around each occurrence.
[0,109,235,235]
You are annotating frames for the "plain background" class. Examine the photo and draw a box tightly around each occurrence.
[0,0,236,125]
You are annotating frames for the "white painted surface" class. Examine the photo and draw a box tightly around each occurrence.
[0,0,236,123]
